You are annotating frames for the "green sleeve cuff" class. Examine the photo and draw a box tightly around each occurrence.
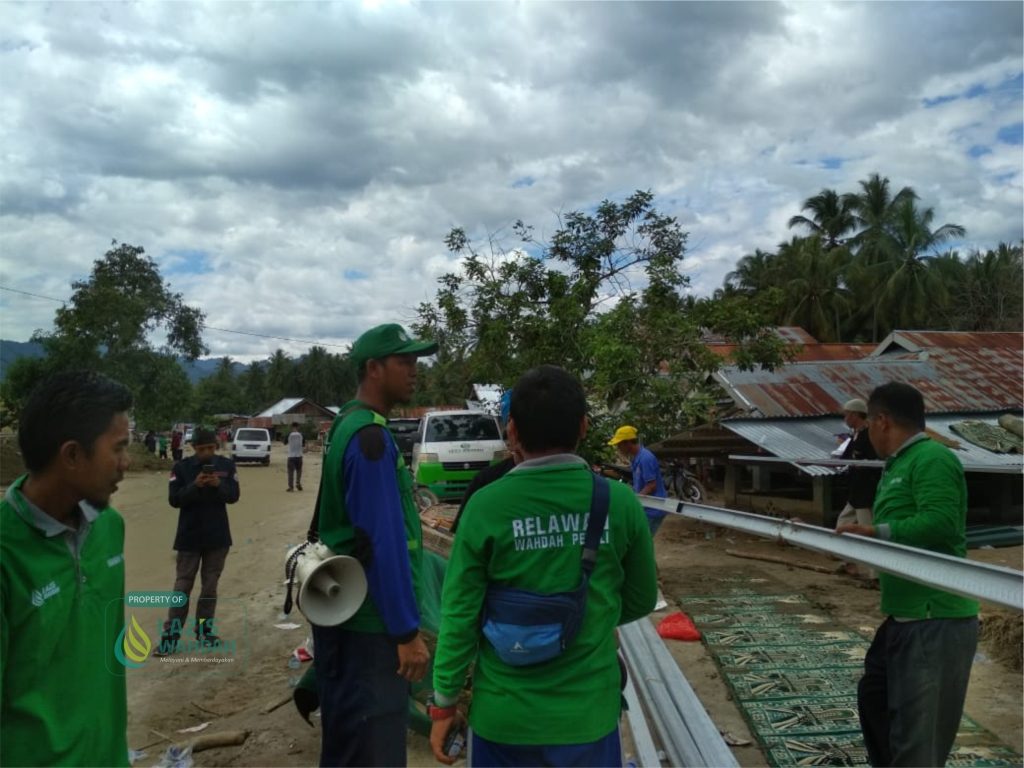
[433,690,459,707]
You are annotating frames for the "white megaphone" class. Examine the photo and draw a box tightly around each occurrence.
[285,542,368,627]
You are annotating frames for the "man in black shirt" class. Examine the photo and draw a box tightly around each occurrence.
[835,398,881,577]
[156,428,240,653]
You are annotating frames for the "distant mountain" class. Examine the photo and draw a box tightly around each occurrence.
[0,339,245,383]
[180,357,247,383]
[0,339,44,378]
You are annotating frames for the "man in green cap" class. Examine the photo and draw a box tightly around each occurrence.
[314,323,438,767]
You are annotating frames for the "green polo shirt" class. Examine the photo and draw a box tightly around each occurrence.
[432,456,657,744]
[1,475,128,767]
[873,436,979,620]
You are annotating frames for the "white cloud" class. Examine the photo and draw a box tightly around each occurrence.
[1,1,1020,361]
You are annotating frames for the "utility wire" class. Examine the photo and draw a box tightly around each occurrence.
[0,283,350,350]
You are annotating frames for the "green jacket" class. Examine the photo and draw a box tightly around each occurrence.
[1,476,129,767]
[433,457,657,745]
[874,436,978,619]
[318,400,423,635]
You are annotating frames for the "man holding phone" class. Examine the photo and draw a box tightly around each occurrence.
[156,427,240,654]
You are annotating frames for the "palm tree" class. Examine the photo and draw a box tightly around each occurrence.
[266,349,294,403]
[869,198,965,334]
[787,188,856,250]
[775,236,850,342]
[844,173,917,261]
[724,249,778,294]
[957,243,1024,331]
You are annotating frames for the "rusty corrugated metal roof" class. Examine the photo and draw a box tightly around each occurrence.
[709,343,874,361]
[715,330,1023,417]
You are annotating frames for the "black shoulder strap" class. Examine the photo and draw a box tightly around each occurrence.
[580,473,610,578]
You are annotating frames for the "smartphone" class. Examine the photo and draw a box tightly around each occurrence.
[201,463,215,474]
[443,726,466,758]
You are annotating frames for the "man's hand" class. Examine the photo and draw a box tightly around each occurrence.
[835,523,876,538]
[205,473,221,488]
[396,633,430,682]
[429,712,466,765]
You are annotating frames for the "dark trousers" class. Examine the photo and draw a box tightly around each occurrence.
[311,625,408,767]
[172,448,183,461]
[288,456,304,489]
[858,615,978,767]
[163,548,230,635]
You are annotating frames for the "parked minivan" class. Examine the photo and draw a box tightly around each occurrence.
[231,427,272,465]
[412,410,508,500]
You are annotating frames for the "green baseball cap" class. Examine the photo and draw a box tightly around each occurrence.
[350,323,438,366]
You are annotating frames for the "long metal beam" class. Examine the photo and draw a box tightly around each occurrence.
[619,618,740,767]
[639,495,1024,611]
[621,672,663,768]
[729,454,1024,475]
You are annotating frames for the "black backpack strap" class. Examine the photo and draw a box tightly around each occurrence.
[580,474,610,578]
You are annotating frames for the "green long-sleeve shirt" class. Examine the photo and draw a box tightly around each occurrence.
[873,435,978,619]
[432,456,657,745]
[1,476,128,767]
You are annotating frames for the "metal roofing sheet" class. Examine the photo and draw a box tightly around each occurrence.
[723,414,1024,475]
[721,417,847,476]
[715,349,1022,418]
[255,397,303,418]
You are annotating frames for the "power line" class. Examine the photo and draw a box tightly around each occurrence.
[0,283,351,350]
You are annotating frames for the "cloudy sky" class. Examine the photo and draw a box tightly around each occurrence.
[1,1,1021,361]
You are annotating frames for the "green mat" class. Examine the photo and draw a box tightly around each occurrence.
[725,667,863,702]
[691,610,833,628]
[703,627,867,649]
[762,733,869,766]
[744,695,860,738]
[716,643,867,670]
[687,582,1021,767]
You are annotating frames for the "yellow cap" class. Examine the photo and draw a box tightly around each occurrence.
[608,425,639,446]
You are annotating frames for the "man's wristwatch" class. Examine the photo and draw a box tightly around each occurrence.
[426,694,457,721]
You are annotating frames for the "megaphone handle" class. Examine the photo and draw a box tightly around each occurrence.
[283,544,307,616]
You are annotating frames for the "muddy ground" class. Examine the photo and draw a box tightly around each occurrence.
[94,451,1024,765]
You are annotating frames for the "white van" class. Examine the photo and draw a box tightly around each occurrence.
[231,427,272,465]
[412,410,508,500]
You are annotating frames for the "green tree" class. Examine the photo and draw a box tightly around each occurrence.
[193,357,246,419]
[3,241,206,422]
[945,243,1024,331]
[238,361,268,414]
[417,190,788,455]
[265,349,296,403]
[869,197,965,334]
[774,236,851,342]
[787,188,856,250]
[723,249,779,295]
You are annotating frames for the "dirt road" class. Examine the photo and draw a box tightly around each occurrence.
[108,452,1021,766]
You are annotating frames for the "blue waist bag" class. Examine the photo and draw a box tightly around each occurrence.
[481,474,610,667]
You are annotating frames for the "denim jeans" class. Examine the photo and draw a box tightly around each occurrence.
[311,625,409,767]
[858,615,978,766]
